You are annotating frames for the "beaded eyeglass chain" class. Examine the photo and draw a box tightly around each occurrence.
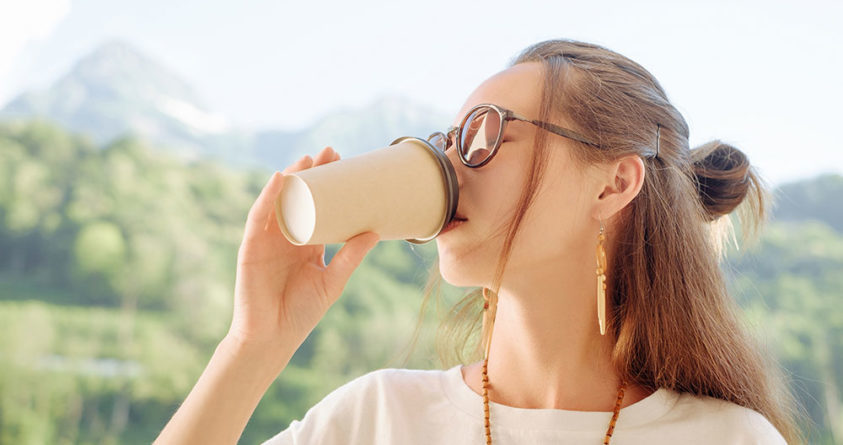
[480,287,627,444]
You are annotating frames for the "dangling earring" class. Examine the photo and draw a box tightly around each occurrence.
[481,287,498,358]
[596,221,608,336]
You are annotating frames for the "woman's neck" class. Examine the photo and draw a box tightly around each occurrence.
[462,261,652,411]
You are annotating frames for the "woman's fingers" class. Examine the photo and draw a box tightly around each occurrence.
[246,171,284,236]
[249,155,311,236]
[281,155,313,175]
[324,231,380,303]
[250,148,341,236]
[312,146,336,166]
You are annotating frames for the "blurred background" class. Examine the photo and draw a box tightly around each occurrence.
[0,0,840,443]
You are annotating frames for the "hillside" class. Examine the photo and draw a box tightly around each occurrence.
[0,121,839,442]
[0,40,449,171]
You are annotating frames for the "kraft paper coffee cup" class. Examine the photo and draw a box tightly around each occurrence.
[274,137,459,245]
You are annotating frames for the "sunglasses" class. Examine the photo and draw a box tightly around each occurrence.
[427,103,601,168]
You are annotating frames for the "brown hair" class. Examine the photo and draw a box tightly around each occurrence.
[406,39,804,443]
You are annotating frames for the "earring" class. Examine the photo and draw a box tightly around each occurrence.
[481,288,498,359]
[596,221,608,336]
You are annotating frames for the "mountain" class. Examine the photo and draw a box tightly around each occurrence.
[0,40,244,161]
[0,40,450,170]
[250,96,448,170]
[772,173,843,233]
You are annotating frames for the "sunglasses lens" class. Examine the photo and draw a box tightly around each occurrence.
[427,132,447,151]
[460,106,501,165]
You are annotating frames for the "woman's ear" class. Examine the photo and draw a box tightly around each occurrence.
[591,154,646,221]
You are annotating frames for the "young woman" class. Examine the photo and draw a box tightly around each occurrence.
[156,39,801,444]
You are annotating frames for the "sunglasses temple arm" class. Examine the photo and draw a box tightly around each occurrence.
[543,121,601,148]
[506,114,601,148]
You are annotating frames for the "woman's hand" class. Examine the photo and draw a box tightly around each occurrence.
[155,147,377,445]
[228,146,379,357]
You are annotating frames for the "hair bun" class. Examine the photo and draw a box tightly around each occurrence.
[690,140,755,221]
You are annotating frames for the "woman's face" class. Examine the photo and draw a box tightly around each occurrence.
[435,62,599,289]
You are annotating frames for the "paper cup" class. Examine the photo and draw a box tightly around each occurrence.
[275,137,459,245]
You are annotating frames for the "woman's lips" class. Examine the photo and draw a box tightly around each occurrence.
[440,217,468,235]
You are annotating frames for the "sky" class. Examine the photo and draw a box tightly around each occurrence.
[0,0,841,185]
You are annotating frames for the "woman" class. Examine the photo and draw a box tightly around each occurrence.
[156,40,801,444]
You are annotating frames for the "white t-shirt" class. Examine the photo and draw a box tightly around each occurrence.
[263,365,786,444]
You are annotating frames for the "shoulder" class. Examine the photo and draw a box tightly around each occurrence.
[353,366,448,387]
[262,367,450,445]
[329,367,448,402]
[292,367,448,421]
[663,390,787,444]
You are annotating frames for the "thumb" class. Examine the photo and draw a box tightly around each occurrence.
[324,231,380,301]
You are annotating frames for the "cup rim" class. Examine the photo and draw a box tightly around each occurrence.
[389,136,459,244]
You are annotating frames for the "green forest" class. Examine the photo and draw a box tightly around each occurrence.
[0,120,840,444]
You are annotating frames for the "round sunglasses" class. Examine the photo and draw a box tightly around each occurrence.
[427,103,601,168]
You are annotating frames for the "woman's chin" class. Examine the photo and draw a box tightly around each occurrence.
[437,257,481,288]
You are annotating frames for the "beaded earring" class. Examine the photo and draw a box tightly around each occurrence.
[596,221,608,336]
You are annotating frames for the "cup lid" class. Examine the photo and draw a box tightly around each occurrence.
[389,136,459,244]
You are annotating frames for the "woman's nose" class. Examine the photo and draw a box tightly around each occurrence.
[443,143,466,189]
